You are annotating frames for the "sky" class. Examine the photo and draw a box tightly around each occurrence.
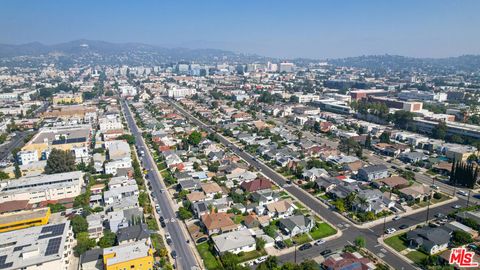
[1,0,480,59]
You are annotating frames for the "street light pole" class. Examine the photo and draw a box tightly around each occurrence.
[467,189,471,208]
[425,193,431,224]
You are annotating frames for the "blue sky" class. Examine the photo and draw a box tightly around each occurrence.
[1,0,479,58]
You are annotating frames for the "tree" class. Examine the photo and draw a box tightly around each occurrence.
[467,154,478,163]
[0,170,9,180]
[178,207,193,220]
[74,232,95,255]
[188,131,202,146]
[365,134,372,149]
[14,162,21,178]
[116,134,136,145]
[44,149,76,174]
[379,131,391,143]
[256,237,266,251]
[98,230,116,248]
[452,230,473,246]
[71,215,88,235]
[333,199,346,212]
[177,190,189,200]
[48,203,66,213]
[354,236,366,248]
[432,121,447,140]
[263,224,276,237]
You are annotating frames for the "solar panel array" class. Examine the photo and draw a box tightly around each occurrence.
[52,137,86,145]
[13,244,31,252]
[44,237,62,256]
[39,223,66,239]
[0,255,13,269]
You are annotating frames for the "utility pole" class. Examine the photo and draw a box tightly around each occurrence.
[467,189,471,208]
[425,193,431,224]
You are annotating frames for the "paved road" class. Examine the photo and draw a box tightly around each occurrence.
[0,131,32,161]
[167,98,474,270]
[122,100,198,270]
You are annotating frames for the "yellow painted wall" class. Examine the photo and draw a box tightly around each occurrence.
[103,249,154,270]
[0,208,51,233]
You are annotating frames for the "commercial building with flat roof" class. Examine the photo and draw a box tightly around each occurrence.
[0,171,83,204]
[0,207,50,233]
[102,241,154,270]
[0,221,73,270]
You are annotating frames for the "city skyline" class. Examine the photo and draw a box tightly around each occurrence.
[1,0,480,59]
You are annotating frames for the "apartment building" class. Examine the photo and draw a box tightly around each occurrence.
[0,171,83,204]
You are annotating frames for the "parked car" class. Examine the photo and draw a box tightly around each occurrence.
[434,213,445,219]
[430,184,439,190]
[320,249,332,256]
[314,239,325,246]
[275,241,286,249]
[399,224,409,230]
[299,243,312,251]
[458,190,468,196]
[171,250,177,259]
[254,256,268,264]
[452,205,462,209]
[392,215,401,221]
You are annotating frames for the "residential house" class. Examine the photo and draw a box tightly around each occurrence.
[322,252,376,270]
[354,189,395,214]
[212,229,256,255]
[201,211,238,235]
[399,184,432,201]
[406,227,451,254]
[265,199,296,218]
[278,215,315,237]
[357,164,389,181]
[302,168,329,181]
[200,182,224,199]
[240,177,272,192]
[373,176,409,189]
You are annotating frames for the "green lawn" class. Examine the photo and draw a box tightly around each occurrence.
[293,233,311,245]
[284,238,294,247]
[237,249,267,263]
[406,250,428,263]
[146,217,159,230]
[384,234,408,252]
[309,223,337,240]
[294,202,306,209]
[197,242,222,270]
[150,233,165,250]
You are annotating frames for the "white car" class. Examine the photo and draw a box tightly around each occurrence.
[458,190,468,196]
[314,239,326,246]
[254,256,268,264]
[392,215,401,221]
[386,228,397,234]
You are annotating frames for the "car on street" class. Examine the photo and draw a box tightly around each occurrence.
[399,224,409,229]
[430,184,439,190]
[320,249,332,256]
[453,204,462,209]
[314,239,325,246]
[458,190,468,196]
[392,215,401,221]
[386,228,397,234]
[171,250,177,259]
[434,213,445,219]
[299,243,312,251]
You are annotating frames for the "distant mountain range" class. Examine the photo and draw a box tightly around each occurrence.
[1,40,480,72]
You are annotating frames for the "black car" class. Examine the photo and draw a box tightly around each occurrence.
[171,250,177,259]
[160,221,166,228]
[166,238,172,245]
[320,249,332,256]
[159,216,165,222]
[399,224,409,229]
[275,241,286,249]
[299,243,312,251]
